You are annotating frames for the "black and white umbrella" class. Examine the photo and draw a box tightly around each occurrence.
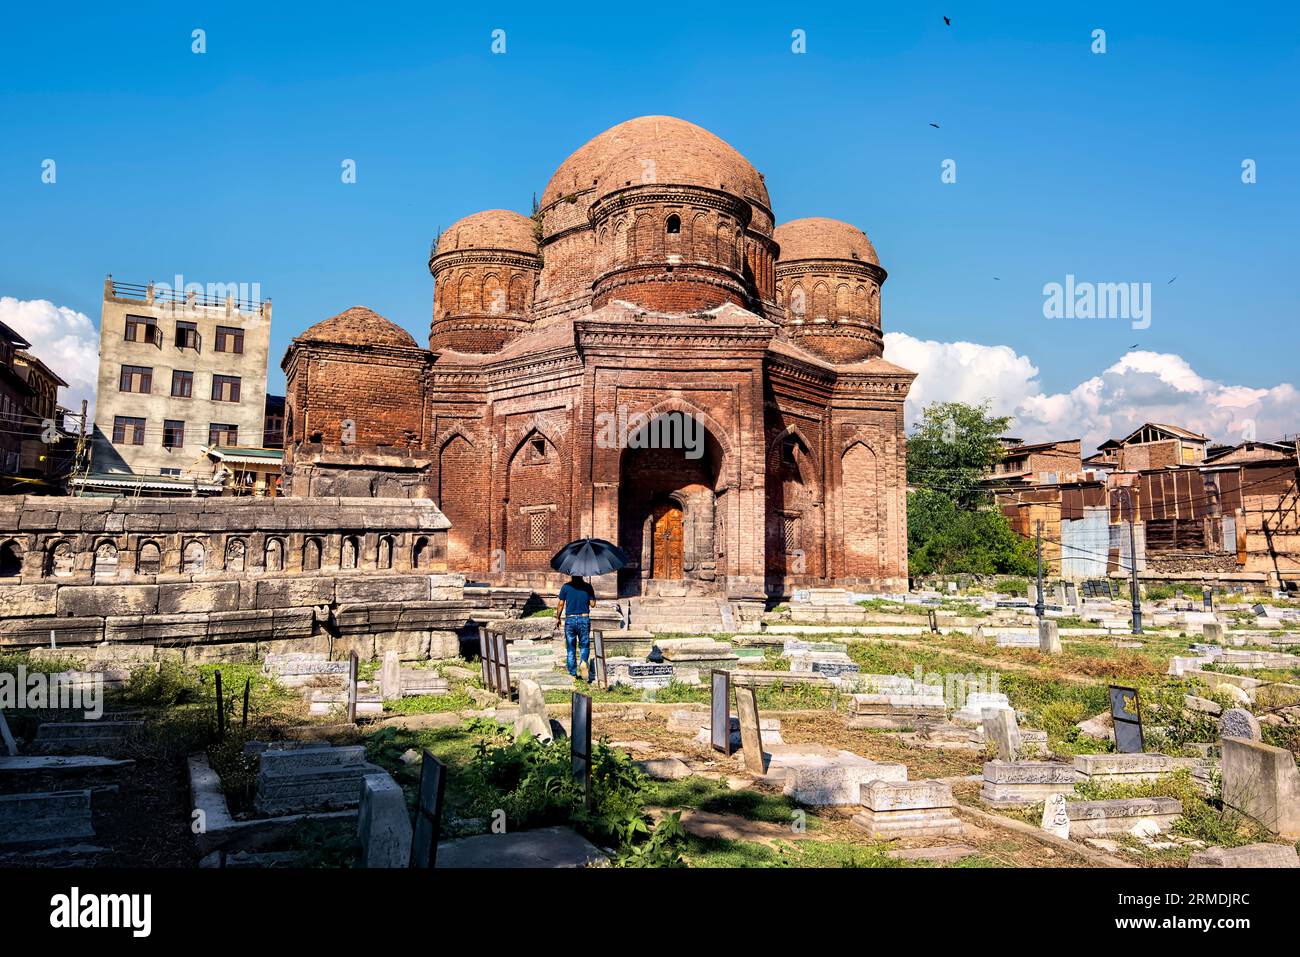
[549,538,629,577]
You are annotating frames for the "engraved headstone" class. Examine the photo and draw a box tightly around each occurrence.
[1218,707,1262,742]
[1108,685,1144,753]
[381,650,401,702]
[982,708,1021,762]
[710,670,732,755]
[1041,793,1071,839]
[410,750,447,869]
[735,686,765,774]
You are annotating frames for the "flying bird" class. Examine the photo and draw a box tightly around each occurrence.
[929,123,940,128]
[1167,276,1177,284]
[944,16,951,26]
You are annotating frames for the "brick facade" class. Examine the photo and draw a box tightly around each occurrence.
[283,116,915,597]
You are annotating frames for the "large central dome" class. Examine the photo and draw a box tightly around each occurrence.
[540,116,771,219]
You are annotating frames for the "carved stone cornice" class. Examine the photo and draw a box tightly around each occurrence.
[775,258,887,285]
[429,248,541,275]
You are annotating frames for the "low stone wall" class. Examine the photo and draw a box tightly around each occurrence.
[0,496,470,663]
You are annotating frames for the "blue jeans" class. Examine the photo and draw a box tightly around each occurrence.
[564,617,591,678]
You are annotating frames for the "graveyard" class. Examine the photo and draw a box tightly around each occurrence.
[1,577,1297,870]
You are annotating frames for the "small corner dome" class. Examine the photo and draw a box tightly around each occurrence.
[435,209,538,257]
[775,217,880,266]
[299,306,418,348]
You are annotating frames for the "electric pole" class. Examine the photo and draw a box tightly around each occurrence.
[1117,488,1143,634]
[1034,520,1045,620]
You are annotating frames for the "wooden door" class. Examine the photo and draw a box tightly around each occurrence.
[651,502,684,580]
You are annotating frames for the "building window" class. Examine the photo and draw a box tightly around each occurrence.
[171,370,194,398]
[782,514,802,553]
[0,540,23,578]
[212,375,241,403]
[137,542,161,575]
[208,423,238,447]
[175,321,198,349]
[162,420,185,449]
[528,511,549,549]
[781,438,799,469]
[666,214,681,234]
[215,326,245,354]
[124,315,157,344]
[160,468,181,477]
[119,365,153,393]
[113,416,146,446]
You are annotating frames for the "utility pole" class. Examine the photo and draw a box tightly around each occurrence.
[1034,520,1045,620]
[1117,488,1143,634]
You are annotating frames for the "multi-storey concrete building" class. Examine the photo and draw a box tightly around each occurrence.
[89,277,272,494]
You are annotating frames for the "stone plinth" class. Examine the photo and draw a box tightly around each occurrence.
[1072,753,1195,785]
[980,761,1081,808]
[1221,736,1300,839]
[1188,843,1300,868]
[852,780,963,839]
[0,789,94,845]
[1064,797,1183,837]
[255,745,384,815]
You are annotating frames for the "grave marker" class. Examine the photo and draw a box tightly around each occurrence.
[347,652,359,725]
[591,630,608,690]
[1041,793,1071,839]
[215,670,225,739]
[735,686,765,774]
[1108,684,1144,753]
[410,750,447,869]
[492,632,511,697]
[571,692,592,808]
[478,626,492,690]
[710,670,732,755]
[0,709,17,757]
[241,678,251,729]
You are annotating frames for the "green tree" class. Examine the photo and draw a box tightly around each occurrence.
[905,401,1034,576]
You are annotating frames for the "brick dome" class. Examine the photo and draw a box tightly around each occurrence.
[299,306,418,348]
[775,218,879,266]
[588,117,771,222]
[435,209,537,257]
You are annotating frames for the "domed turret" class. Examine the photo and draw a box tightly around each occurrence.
[774,218,887,363]
[535,117,777,317]
[299,306,420,349]
[429,209,540,353]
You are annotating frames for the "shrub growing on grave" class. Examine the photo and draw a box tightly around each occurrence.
[461,727,685,867]
[122,659,203,707]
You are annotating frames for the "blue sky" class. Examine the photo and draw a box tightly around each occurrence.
[2,1,1297,448]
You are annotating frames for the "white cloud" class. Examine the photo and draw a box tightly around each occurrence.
[884,332,1299,451]
[0,297,99,425]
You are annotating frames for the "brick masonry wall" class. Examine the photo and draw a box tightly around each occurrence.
[0,496,469,661]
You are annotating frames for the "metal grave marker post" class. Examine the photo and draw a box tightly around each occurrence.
[1108,684,1145,754]
[492,632,511,697]
[410,750,447,869]
[571,692,593,808]
[347,652,359,724]
[735,685,765,774]
[710,670,732,755]
[478,626,492,692]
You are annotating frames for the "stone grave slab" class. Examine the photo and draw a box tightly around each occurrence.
[951,692,1013,724]
[852,780,964,839]
[434,826,608,868]
[1187,843,1300,868]
[980,760,1081,808]
[1065,797,1183,837]
[0,790,94,845]
[1072,753,1194,785]
[255,744,385,816]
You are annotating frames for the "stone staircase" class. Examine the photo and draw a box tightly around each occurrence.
[628,596,732,634]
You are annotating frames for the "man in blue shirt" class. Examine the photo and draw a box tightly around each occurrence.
[556,575,596,682]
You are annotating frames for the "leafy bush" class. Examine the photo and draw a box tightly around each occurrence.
[122,659,202,707]
[459,728,685,867]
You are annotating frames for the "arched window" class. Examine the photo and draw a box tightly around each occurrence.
[137,542,162,575]
[377,536,394,570]
[0,540,22,578]
[665,214,681,234]
[94,542,119,579]
[226,538,247,572]
[412,537,429,569]
[341,535,360,570]
[265,538,285,572]
[302,537,322,572]
[181,540,206,574]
